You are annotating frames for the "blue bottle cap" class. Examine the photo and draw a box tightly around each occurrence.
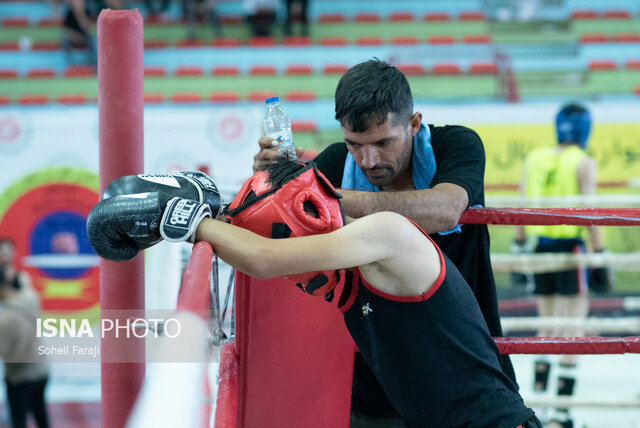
[265,96,279,104]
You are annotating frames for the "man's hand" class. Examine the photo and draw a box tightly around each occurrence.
[252,136,305,172]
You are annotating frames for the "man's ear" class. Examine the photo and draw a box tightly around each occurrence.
[410,112,423,136]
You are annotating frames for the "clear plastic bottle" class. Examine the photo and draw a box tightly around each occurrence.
[263,96,297,159]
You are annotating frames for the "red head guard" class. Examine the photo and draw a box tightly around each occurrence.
[226,161,344,296]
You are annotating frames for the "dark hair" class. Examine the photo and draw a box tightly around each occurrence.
[334,59,414,132]
[265,157,308,190]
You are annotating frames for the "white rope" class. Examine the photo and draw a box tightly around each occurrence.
[126,312,211,428]
[21,254,100,269]
[501,316,640,334]
[485,194,640,207]
[490,252,640,273]
[522,394,640,408]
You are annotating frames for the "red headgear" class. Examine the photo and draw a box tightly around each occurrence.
[226,161,344,296]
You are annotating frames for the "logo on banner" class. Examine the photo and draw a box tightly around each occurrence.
[0,168,100,321]
[0,113,31,155]
[206,109,254,152]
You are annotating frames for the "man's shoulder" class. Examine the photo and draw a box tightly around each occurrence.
[429,124,481,142]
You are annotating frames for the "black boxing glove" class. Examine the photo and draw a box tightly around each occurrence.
[87,193,212,261]
[87,193,167,261]
[103,171,223,217]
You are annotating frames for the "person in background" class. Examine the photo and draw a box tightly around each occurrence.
[252,58,515,426]
[182,0,223,40]
[283,0,309,36]
[514,103,610,428]
[243,0,278,37]
[62,0,124,67]
[0,239,50,428]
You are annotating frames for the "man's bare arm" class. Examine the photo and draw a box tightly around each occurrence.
[338,183,469,235]
[577,156,604,250]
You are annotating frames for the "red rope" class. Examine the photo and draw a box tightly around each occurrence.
[460,207,640,226]
[177,241,213,320]
[495,336,640,354]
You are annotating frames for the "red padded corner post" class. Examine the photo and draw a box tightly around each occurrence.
[97,10,145,428]
[234,274,355,428]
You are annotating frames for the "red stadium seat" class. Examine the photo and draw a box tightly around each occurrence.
[0,69,18,79]
[322,64,349,75]
[143,93,165,103]
[356,36,382,46]
[64,66,94,77]
[469,62,498,74]
[428,35,455,45]
[458,11,485,21]
[57,94,88,105]
[463,34,492,44]
[212,66,240,76]
[285,90,316,101]
[397,64,424,76]
[171,93,202,103]
[176,39,203,48]
[319,14,345,23]
[144,39,168,49]
[248,91,277,102]
[27,68,56,78]
[615,33,640,43]
[19,94,49,105]
[424,12,450,22]
[626,60,640,70]
[220,16,243,25]
[0,42,19,51]
[32,41,60,51]
[570,9,597,20]
[248,37,275,47]
[432,63,461,75]
[392,36,419,45]
[580,33,609,43]
[635,85,640,96]
[144,66,167,77]
[284,36,311,46]
[37,17,62,27]
[209,91,239,103]
[0,96,10,105]
[603,10,631,19]
[249,65,277,75]
[213,38,241,47]
[286,64,313,75]
[389,12,414,22]
[2,17,29,27]
[175,66,203,77]
[588,60,617,71]
[320,37,347,46]
[354,13,380,23]
[291,121,317,132]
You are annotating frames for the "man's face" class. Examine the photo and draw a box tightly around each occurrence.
[342,113,420,189]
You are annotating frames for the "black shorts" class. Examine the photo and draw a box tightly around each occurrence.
[533,238,587,296]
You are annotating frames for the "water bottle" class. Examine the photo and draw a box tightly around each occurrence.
[263,96,297,159]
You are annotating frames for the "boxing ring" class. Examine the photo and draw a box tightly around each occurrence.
[95,9,640,428]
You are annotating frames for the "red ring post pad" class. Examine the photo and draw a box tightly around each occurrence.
[460,207,640,226]
[495,336,640,354]
[97,9,145,428]
[177,242,213,321]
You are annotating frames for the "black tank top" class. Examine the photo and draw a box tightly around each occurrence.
[340,240,533,427]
